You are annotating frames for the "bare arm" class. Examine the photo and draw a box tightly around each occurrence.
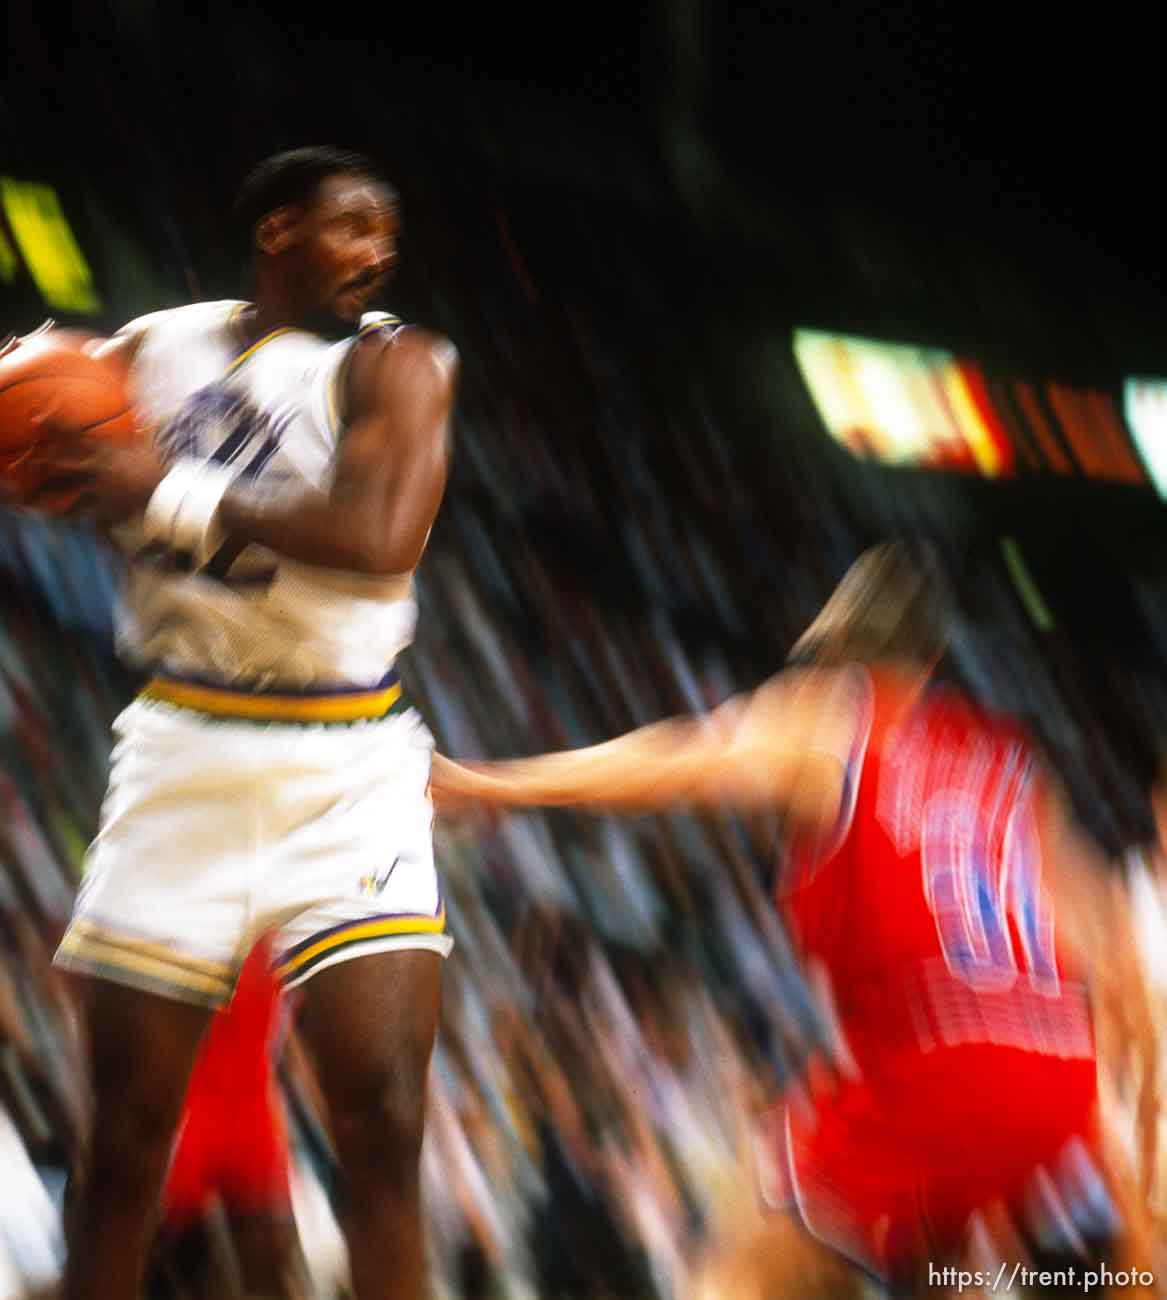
[1033,772,1124,978]
[218,327,456,574]
[431,668,858,830]
[1035,777,1161,1156]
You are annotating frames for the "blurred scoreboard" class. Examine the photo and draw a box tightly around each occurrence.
[793,327,1152,491]
[1124,379,1167,500]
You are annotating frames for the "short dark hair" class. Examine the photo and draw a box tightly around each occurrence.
[786,540,953,670]
[232,146,394,257]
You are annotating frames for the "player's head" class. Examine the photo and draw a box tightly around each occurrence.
[787,540,952,674]
[234,146,399,334]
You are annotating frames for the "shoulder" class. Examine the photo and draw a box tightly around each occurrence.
[721,665,866,764]
[345,319,459,417]
[353,321,457,379]
[761,664,870,723]
[118,299,242,341]
[115,300,244,363]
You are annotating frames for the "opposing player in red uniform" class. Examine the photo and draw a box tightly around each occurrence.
[432,543,1157,1294]
[157,930,305,1299]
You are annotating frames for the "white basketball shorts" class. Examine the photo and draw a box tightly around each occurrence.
[55,675,452,1008]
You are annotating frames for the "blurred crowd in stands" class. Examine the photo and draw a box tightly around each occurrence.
[3,247,1167,1298]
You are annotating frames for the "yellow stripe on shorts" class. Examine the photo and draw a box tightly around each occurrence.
[277,907,447,983]
[57,919,235,1005]
[141,677,403,722]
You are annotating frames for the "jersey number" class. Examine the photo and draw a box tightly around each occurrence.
[920,782,1059,994]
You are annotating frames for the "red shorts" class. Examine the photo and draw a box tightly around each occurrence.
[784,1044,1100,1281]
[163,1084,291,1227]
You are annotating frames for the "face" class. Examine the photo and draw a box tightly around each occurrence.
[274,173,399,332]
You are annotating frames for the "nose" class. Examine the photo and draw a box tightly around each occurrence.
[364,232,395,279]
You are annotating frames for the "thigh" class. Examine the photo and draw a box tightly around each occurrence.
[295,948,442,1126]
[690,1207,869,1300]
[84,978,211,1144]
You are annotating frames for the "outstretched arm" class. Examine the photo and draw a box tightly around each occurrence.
[431,668,859,830]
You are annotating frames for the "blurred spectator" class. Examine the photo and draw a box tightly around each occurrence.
[3,202,1167,1296]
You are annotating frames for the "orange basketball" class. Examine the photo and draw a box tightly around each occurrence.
[0,329,137,513]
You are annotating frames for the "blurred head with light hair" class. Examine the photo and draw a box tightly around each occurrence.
[786,540,953,674]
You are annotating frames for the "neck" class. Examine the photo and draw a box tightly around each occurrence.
[238,269,310,343]
[237,299,297,345]
[872,660,930,720]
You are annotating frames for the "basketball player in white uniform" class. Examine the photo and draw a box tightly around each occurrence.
[32,148,456,1300]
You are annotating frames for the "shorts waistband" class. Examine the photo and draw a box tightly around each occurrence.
[140,671,408,723]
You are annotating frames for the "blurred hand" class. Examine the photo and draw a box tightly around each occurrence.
[0,318,56,362]
[24,420,167,524]
[429,754,506,826]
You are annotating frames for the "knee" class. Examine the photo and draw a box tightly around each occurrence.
[327,1065,428,1178]
[88,1082,184,1189]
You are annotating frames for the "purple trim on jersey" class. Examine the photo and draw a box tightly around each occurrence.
[804,666,876,872]
[151,668,401,697]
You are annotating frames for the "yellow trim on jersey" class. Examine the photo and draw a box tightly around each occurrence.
[276,907,448,981]
[141,676,404,722]
[328,315,402,436]
[226,301,248,340]
[58,920,235,1001]
[224,325,300,376]
[326,362,344,436]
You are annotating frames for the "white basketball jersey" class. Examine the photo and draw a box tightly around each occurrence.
[112,300,419,689]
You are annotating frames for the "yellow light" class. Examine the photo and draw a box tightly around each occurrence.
[938,365,1002,476]
[793,329,970,468]
[0,177,100,314]
[0,223,16,282]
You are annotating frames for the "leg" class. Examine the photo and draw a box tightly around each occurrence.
[296,949,442,1300]
[687,1208,868,1300]
[64,979,210,1300]
[227,1209,309,1300]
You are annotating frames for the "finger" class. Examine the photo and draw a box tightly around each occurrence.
[36,451,100,475]
[23,475,93,511]
[35,422,98,452]
[28,397,64,431]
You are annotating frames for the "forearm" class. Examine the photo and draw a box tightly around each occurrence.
[433,672,855,821]
[443,719,723,812]
[121,330,450,574]
[217,482,390,574]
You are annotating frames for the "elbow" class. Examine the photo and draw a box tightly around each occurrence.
[331,542,413,578]
[333,513,424,577]
[353,535,424,577]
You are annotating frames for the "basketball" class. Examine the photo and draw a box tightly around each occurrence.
[0,329,138,513]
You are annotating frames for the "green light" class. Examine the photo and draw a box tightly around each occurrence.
[1001,537,1053,632]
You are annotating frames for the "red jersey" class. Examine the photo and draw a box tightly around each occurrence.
[775,668,1102,1277]
[782,666,1093,1073]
